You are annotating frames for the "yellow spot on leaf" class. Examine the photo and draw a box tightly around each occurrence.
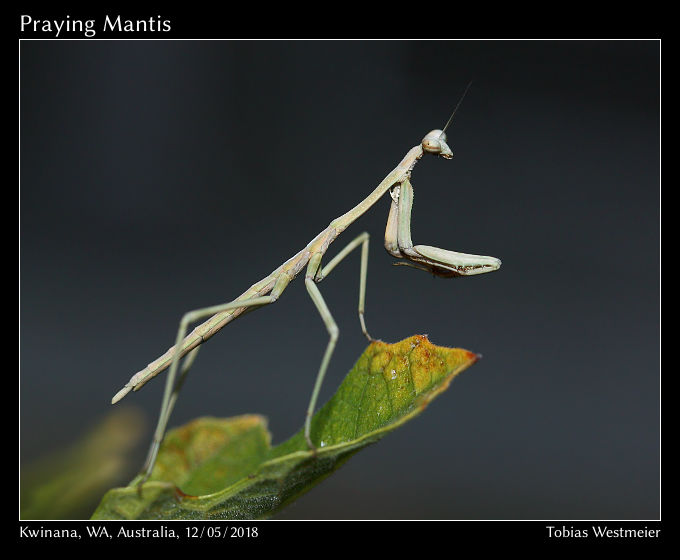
[370,351,391,376]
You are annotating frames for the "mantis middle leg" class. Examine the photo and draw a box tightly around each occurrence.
[303,231,371,448]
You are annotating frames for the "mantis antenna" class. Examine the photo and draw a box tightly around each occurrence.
[439,80,474,138]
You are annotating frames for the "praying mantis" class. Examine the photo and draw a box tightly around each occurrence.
[112,86,501,487]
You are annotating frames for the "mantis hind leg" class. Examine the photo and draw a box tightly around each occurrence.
[136,273,291,489]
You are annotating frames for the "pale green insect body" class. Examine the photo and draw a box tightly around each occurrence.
[113,93,502,489]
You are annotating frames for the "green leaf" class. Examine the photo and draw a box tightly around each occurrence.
[21,407,146,520]
[92,335,478,520]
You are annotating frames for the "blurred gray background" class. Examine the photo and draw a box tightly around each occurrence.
[20,40,659,519]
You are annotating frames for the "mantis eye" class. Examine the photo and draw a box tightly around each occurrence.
[422,137,442,154]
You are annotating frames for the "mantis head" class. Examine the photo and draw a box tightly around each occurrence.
[421,80,474,160]
[422,130,453,159]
